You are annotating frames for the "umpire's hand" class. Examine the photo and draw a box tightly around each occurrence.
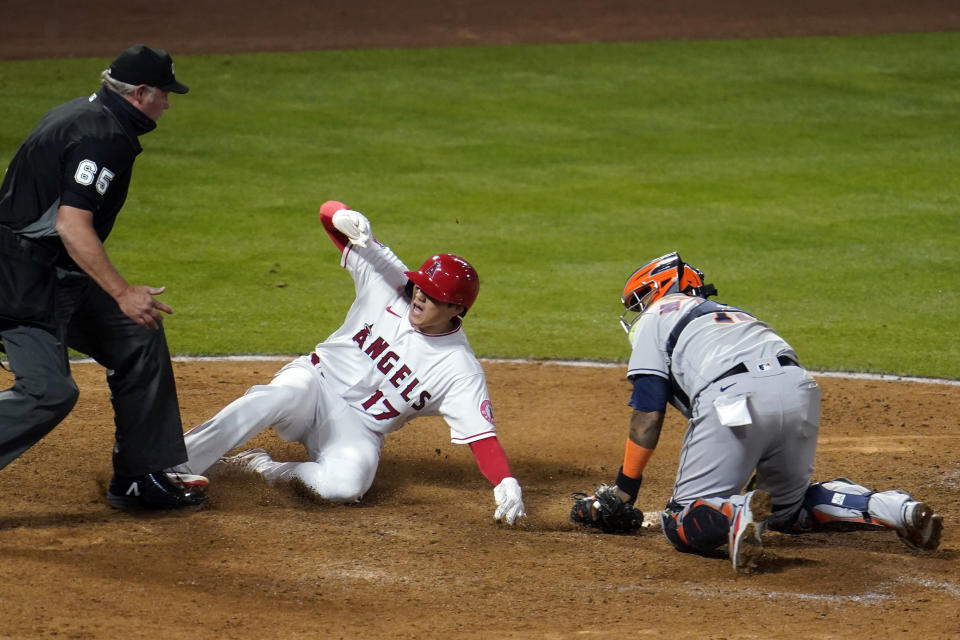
[117,284,174,330]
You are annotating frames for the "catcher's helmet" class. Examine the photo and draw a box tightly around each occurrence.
[619,251,715,334]
[405,254,479,316]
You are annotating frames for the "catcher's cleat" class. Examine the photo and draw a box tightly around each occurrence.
[729,489,772,573]
[218,448,271,472]
[107,471,207,511]
[898,501,943,551]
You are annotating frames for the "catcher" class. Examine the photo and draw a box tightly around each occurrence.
[571,252,944,572]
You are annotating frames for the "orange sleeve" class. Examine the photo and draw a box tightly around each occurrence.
[622,438,655,478]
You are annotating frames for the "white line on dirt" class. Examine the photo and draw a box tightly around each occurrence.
[40,354,958,386]
[158,355,960,386]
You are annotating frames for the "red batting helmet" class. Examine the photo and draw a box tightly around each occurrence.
[619,251,715,333]
[405,254,479,315]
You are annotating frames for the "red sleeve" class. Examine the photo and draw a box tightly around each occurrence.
[468,436,513,486]
[318,201,349,253]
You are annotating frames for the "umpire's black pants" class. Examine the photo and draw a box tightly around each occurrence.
[0,268,187,476]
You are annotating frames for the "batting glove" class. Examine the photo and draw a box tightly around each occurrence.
[332,209,372,248]
[493,476,526,525]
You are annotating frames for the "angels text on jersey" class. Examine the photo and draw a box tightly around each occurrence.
[352,322,431,419]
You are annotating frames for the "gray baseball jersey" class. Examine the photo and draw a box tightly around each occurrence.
[627,293,798,415]
[627,293,819,512]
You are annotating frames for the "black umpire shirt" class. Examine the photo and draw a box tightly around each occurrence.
[0,87,156,271]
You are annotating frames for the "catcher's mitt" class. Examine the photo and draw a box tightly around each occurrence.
[570,484,644,534]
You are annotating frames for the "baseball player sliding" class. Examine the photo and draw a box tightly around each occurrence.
[571,252,943,572]
[170,201,525,524]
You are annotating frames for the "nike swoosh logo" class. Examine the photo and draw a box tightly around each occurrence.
[720,383,737,392]
[385,306,402,317]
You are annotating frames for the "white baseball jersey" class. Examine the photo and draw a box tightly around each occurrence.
[314,239,497,443]
[627,293,797,414]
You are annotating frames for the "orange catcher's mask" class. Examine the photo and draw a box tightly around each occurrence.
[619,251,715,334]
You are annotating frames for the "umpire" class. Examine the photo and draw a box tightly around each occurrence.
[0,44,205,510]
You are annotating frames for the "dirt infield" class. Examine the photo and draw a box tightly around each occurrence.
[0,362,957,638]
[2,2,959,639]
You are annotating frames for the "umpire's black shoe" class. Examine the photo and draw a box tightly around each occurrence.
[107,471,208,511]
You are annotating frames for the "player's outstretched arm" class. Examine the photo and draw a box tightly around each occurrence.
[568,398,663,534]
[613,409,664,503]
[469,436,526,525]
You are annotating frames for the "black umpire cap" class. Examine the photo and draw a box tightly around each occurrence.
[108,44,189,94]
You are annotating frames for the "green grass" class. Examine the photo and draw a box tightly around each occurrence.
[1,33,957,378]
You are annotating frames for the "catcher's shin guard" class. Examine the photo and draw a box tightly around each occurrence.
[805,478,878,528]
[770,478,943,550]
[661,499,733,553]
[769,478,876,533]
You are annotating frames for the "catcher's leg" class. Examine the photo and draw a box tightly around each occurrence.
[769,478,944,551]
[751,372,821,522]
[662,499,733,553]
[661,490,771,563]
[661,371,785,555]
[669,368,811,509]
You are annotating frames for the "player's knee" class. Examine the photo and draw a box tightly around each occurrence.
[662,501,730,553]
[293,460,372,503]
[320,477,368,503]
[662,512,695,552]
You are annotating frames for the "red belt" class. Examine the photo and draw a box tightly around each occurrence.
[310,352,320,366]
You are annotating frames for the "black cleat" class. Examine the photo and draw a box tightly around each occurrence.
[107,471,208,511]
